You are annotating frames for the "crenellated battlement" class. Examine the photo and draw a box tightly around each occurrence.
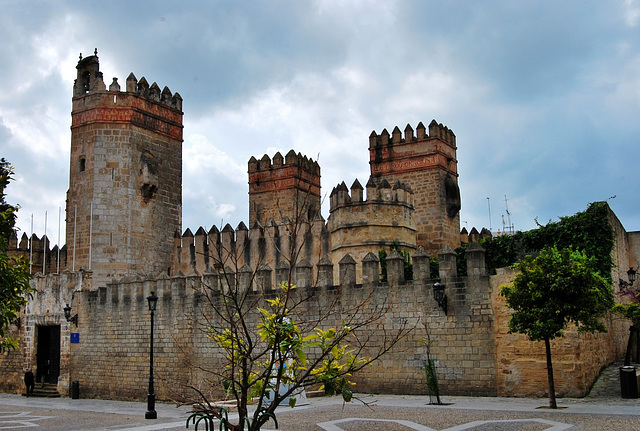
[329,176,414,210]
[172,216,330,285]
[248,150,321,227]
[369,120,457,177]
[368,120,456,149]
[67,49,183,288]
[7,232,67,275]
[460,227,493,244]
[73,50,182,112]
[5,51,631,404]
[248,149,320,175]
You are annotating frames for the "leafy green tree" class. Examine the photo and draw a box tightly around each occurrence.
[500,245,614,408]
[0,159,33,352]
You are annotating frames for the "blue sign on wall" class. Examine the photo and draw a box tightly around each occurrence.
[70,333,80,343]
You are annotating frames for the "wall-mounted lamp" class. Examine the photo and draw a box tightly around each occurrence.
[620,267,637,290]
[64,304,78,327]
[432,282,448,315]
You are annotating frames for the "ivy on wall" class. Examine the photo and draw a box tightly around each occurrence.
[379,243,414,282]
[456,202,615,280]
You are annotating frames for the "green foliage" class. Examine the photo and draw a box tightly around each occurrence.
[378,249,387,282]
[429,257,439,280]
[378,243,413,282]
[476,202,614,280]
[500,245,614,342]
[423,359,440,404]
[0,159,33,352]
[455,244,468,277]
[612,300,640,328]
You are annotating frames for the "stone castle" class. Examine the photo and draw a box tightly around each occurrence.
[2,52,639,401]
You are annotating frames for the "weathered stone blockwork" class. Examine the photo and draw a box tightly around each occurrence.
[6,250,499,399]
[328,177,416,283]
[369,121,461,255]
[248,151,321,227]
[5,242,629,400]
[2,52,635,403]
[491,268,628,397]
[67,53,183,287]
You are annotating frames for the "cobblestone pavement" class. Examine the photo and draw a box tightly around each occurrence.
[585,360,630,399]
[0,361,638,430]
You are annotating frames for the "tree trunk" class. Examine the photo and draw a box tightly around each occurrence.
[625,326,634,366]
[634,326,640,364]
[544,337,557,409]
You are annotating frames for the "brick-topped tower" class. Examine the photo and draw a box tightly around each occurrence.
[67,50,183,286]
[369,120,460,254]
[248,150,321,227]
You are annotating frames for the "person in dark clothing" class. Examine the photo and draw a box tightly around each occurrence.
[24,369,34,396]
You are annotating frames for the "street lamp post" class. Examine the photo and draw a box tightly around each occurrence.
[145,291,158,420]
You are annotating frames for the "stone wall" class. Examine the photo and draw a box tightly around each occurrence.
[1,243,630,400]
[491,268,628,398]
[1,248,500,399]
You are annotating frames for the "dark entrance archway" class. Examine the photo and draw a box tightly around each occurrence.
[36,325,60,385]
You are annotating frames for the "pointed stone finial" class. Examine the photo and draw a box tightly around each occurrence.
[94,48,98,56]
[109,77,120,92]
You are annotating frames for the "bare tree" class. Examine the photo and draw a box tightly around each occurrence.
[174,191,411,431]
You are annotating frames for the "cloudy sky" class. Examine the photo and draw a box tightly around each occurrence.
[2,1,640,247]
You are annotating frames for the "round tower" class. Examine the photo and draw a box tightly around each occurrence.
[67,50,183,286]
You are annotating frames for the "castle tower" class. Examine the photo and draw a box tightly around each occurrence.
[248,150,321,227]
[369,121,460,254]
[67,50,183,286]
[327,177,416,283]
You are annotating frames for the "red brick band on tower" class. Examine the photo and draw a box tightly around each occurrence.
[248,150,321,228]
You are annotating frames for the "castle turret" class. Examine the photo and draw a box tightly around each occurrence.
[248,150,321,227]
[327,176,416,283]
[369,120,460,254]
[67,50,183,286]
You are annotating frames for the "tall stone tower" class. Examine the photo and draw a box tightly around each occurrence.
[248,150,321,227]
[369,120,460,254]
[67,50,183,286]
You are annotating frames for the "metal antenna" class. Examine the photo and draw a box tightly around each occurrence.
[487,197,492,232]
[504,195,513,234]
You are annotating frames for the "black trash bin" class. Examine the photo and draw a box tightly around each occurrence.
[620,366,638,399]
[71,381,79,399]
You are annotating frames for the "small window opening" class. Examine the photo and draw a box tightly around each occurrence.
[79,157,86,172]
[82,72,91,93]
